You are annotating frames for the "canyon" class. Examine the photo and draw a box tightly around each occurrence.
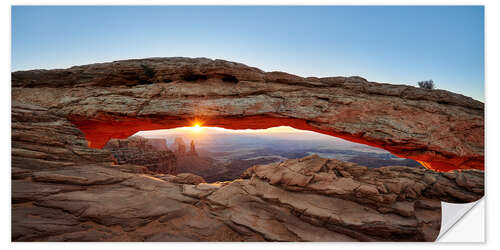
[111,131,424,182]
[11,57,484,241]
[170,137,227,181]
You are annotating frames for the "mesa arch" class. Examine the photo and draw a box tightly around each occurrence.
[12,57,484,171]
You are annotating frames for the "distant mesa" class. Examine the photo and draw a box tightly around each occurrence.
[103,136,177,175]
[172,137,187,155]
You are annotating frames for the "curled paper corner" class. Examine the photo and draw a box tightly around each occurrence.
[437,198,484,242]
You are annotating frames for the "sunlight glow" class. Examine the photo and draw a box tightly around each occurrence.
[136,126,314,136]
[133,125,391,154]
[191,124,203,133]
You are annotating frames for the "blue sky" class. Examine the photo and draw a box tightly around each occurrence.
[11,6,484,101]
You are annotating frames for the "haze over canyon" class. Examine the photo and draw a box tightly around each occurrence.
[125,126,424,182]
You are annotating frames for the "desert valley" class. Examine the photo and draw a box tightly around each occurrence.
[123,126,424,182]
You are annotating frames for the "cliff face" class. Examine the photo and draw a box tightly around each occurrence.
[103,136,176,174]
[12,57,484,171]
[11,57,484,242]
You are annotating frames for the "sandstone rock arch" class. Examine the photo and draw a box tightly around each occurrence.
[12,57,484,171]
[11,57,485,241]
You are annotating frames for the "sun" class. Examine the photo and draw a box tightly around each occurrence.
[191,124,203,133]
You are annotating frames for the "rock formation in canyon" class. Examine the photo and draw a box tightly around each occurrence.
[171,137,226,182]
[104,135,224,181]
[11,57,484,241]
[103,136,176,174]
[172,137,187,155]
[145,138,170,151]
[189,140,198,156]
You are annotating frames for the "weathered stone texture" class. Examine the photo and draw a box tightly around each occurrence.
[11,58,484,241]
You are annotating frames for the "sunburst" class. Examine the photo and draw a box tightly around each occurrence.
[191,124,203,133]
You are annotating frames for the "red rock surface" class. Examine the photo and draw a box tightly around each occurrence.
[12,153,483,241]
[11,57,485,242]
[12,57,483,171]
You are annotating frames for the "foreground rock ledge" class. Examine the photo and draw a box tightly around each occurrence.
[12,57,484,171]
[12,155,483,242]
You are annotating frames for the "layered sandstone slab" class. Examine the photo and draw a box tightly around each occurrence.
[12,57,483,171]
[12,155,483,241]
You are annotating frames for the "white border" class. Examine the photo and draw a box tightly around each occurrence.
[3,0,497,248]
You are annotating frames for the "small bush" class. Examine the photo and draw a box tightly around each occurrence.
[417,80,435,89]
